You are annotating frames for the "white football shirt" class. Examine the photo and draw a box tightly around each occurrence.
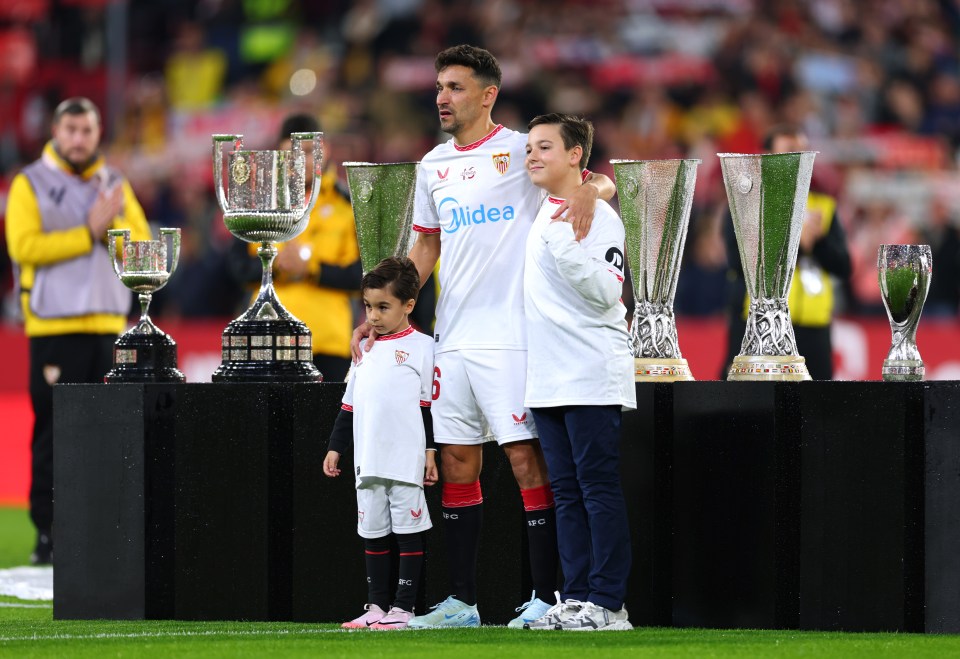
[413,125,544,353]
[523,197,636,409]
[342,326,435,487]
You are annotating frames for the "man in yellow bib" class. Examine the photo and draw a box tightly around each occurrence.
[5,97,152,564]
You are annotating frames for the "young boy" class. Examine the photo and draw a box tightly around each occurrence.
[521,114,636,631]
[324,256,438,630]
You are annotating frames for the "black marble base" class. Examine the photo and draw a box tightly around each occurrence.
[104,331,184,383]
[212,318,321,383]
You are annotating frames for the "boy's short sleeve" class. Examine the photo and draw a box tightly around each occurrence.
[341,363,356,409]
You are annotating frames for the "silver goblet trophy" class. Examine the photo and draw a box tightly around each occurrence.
[611,158,699,381]
[720,151,817,381]
[878,244,932,381]
[342,162,418,273]
[212,132,323,382]
[104,228,185,383]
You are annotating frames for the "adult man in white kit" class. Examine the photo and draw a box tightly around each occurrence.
[355,44,615,628]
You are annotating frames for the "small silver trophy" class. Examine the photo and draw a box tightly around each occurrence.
[878,244,932,381]
[104,228,185,383]
[342,162,419,273]
[720,151,817,381]
[611,158,699,381]
[212,132,323,382]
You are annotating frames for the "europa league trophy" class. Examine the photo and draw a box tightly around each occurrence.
[343,162,419,272]
[720,151,817,381]
[878,244,932,381]
[611,158,699,381]
[211,132,323,382]
[104,228,185,383]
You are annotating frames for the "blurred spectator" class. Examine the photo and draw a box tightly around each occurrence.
[165,21,227,110]
[916,195,960,318]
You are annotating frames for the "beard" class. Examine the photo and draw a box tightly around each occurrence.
[54,142,99,174]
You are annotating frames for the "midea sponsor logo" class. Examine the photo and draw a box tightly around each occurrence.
[438,197,515,233]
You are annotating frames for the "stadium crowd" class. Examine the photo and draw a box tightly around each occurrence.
[1,0,959,324]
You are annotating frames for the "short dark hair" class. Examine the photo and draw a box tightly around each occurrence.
[528,113,594,170]
[362,256,420,303]
[763,123,805,151]
[53,97,101,126]
[278,113,321,142]
[435,44,502,90]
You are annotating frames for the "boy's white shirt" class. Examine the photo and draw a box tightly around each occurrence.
[342,326,435,487]
[412,125,546,353]
[523,196,636,409]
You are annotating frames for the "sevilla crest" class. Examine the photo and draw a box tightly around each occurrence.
[492,152,510,175]
[395,350,410,365]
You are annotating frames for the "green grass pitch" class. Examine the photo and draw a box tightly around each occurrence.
[1,506,958,658]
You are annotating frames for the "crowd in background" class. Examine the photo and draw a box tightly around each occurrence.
[1,0,959,324]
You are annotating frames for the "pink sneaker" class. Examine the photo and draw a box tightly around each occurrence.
[370,607,414,630]
[341,603,386,629]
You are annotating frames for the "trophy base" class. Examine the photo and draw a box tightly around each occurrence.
[727,355,811,382]
[634,357,694,382]
[104,330,185,383]
[212,317,322,383]
[882,360,925,382]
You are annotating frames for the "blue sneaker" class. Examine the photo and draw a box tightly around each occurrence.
[407,596,481,628]
[507,592,556,629]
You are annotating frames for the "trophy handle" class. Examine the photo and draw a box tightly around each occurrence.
[290,131,323,216]
[159,227,182,280]
[213,134,243,211]
[106,229,130,278]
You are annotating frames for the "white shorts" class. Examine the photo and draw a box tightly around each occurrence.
[356,477,433,539]
[432,349,537,445]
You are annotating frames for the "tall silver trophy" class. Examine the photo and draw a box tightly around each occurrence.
[104,228,185,383]
[342,162,418,272]
[878,244,932,381]
[611,158,699,381]
[720,151,817,381]
[212,132,323,382]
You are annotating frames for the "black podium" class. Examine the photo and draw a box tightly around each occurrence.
[53,381,960,631]
[52,383,525,624]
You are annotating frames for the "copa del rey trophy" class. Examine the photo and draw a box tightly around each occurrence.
[611,158,699,381]
[342,162,418,272]
[720,151,817,381]
[878,244,932,381]
[211,132,323,382]
[104,228,185,383]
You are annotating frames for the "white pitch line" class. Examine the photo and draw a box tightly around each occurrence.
[0,602,52,608]
[0,627,367,642]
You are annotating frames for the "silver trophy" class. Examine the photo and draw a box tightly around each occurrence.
[342,162,418,273]
[720,151,817,381]
[611,158,699,381]
[212,132,323,382]
[104,228,185,383]
[878,244,932,381]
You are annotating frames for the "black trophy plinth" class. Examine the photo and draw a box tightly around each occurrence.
[212,241,322,383]
[212,317,321,383]
[104,329,185,383]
